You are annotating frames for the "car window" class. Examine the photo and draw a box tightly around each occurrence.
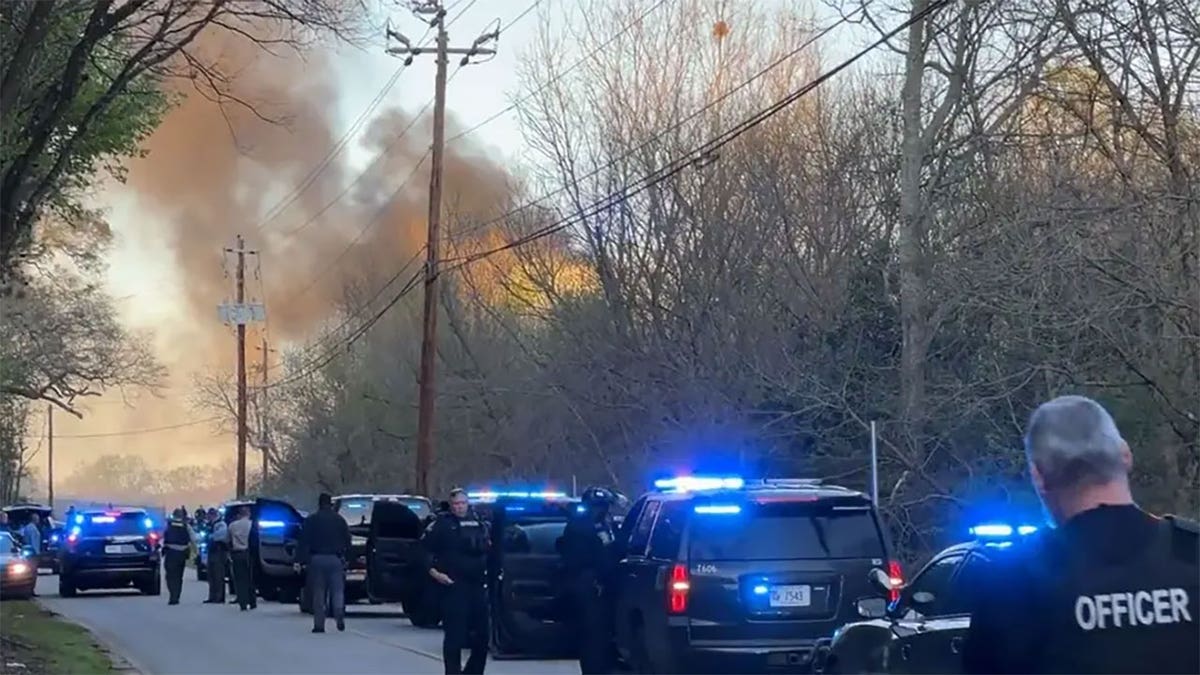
[905,553,963,615]
[80,512,148,537]
[942,553,990,615]
[688,502,886,561]
[627,500,661,557]
[502,522,567,556]
[338,498,375,525]
[648,500,688,560]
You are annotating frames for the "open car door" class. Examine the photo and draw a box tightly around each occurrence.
[366,500,429,612]
[253,497,304,599]
[490,501,575,658]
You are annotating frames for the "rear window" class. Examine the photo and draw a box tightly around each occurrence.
[688,502,884,561]
[339,498,431,525]
[497,500,577,521]
[501,522,566,555]
[80,513,149,537]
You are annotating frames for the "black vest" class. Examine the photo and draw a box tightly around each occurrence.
[164,520,190,547]
[1027,512,1199,674]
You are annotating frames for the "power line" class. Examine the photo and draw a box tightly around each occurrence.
[25,417,223,439]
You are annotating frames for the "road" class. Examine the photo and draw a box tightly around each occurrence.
[35,574,577,674]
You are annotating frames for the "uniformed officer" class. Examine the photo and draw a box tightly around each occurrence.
[295,493,352,633]
[963,395,1199,674]
[424,488,490,675]
[204,508,229,604]
[162,508,194,605]
[561,486,624,675]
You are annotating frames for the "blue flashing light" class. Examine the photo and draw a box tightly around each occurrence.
[505,506,526,512]
[50,534,59,543]
[91,516,116,524]
[970,523,1012,537]
[655,475,745,492]
[257,520,286,529]
[694,504,742,515]
[69,526,81,537]
[468,489,567,502]
[74,514,84,525]
[143,517,154,530]
[576,504,586,513]
[345,503,365,509]
[1017,525,1038,535]
[752,584,769,596]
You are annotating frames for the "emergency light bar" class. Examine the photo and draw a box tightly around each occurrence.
[257,520,287,529]
[694,504,742,515]
[90,516,116,524]
[655,476,745,492]
[467,490,568,502]
[969,523,1038,538]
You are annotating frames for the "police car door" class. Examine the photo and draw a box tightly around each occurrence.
[366,500,424,602]
[614,499,662,661]
[493,505,573,654]
[254,498,304,571]
[889,552,968,673]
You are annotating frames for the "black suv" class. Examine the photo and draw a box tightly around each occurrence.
[219,497,306,602]
[58,508,162,597]
[612,477,900,673]
[817,523,1039,674]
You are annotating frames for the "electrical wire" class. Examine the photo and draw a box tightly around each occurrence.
[26,417,224,439]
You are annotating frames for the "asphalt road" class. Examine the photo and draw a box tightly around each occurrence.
[34,573,577,674]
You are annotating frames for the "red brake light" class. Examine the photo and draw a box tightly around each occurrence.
[668,563,690,614]
[887,560,904,602]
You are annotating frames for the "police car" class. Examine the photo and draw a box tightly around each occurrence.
[816,522,1039,674]
[219,497,306,602]
[474,490,583,659]
[296,493,433,614]
[611,476,901,673]
[57,508,162,597]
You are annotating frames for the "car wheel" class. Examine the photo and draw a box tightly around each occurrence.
[58,577,77,598]
[630,616,669,674]
[258,582,280,602]
[299,585,312,614]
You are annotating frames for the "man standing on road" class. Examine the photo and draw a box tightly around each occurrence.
[204,508,229,604]
[19,513,41,596]
[561,487,623,674]
[963,395,1199,674]
[162,508,193,605]
[228,506,257,611]
[424,488,490,675]
[296,493,352,633]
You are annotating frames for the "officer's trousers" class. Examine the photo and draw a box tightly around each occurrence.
[207,545,227,602]
[566,578,612,674]
[164,548,188,604]
[230,550,256,610]
[308,554,346,630]
[441,582,488,675]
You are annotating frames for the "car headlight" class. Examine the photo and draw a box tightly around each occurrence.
[351,536,367,547]
[9,562,30,576]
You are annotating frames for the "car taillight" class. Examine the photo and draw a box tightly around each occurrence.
[887,560,904,602]
[66,533,79,549]
[667,563,690,614]
[146,532,159,547]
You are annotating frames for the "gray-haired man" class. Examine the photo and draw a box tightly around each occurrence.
[963,395,1198,674]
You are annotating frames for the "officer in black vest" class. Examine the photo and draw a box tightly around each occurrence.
[162,508,193,605]
[560,486,624,675]
[424,488,490,675]
[964,395,1199,674]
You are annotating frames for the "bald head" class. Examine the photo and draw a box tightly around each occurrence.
[1024,395,1129,491]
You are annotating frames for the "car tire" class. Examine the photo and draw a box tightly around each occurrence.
[58,577,77,598]
[299,585,312,614]
[630,617,671,674]
[258,581,280,602]
[141,573,162,596]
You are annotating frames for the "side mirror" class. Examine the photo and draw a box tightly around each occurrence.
[867,567,893,595]
[856,597,888,619]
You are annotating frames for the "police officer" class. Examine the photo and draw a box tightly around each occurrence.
[204,508,229,604]
[162,508,194,605]
[295,493,352,633]
[561,486,623,675]
[963,395,1199,674]
[424,488,490,675]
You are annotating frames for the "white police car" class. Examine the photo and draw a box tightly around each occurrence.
[816,522,1039,674]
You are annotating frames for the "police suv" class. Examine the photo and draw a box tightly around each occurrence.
[219,497,306,602]
[475,491,583,659]
[612,476,900,673]
[816,522,1039,674]
[58,508,162,597]
[297,493,433,614]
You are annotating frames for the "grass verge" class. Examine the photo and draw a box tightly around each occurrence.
[0,600,116,674]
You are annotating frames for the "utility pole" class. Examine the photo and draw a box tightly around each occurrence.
[256,338,277,483]
[386,0,496,495]
[221,235,261,498]
[46,405,53,509]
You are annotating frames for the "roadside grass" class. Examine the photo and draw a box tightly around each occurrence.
[0,600,115,674]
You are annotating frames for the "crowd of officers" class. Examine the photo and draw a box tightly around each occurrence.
[161,505,255,609]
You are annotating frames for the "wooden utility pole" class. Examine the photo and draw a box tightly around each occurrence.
[386,0,496,495]
[256,338,276,482]
[235,236,247,497]
[46,405,53,509]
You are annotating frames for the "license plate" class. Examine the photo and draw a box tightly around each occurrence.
[104,544,134,554]
[346,570,366,581]
[769,585,811,607]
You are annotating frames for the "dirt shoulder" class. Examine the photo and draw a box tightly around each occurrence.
[0,600,121,675]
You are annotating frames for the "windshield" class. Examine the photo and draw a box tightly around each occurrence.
[80,513,149,537]
[502,521,566,555]
[0,533,16,553]
[338,498,430,525]
[689,502,885,561]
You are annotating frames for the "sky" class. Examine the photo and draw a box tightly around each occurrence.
[27,0,874,498]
